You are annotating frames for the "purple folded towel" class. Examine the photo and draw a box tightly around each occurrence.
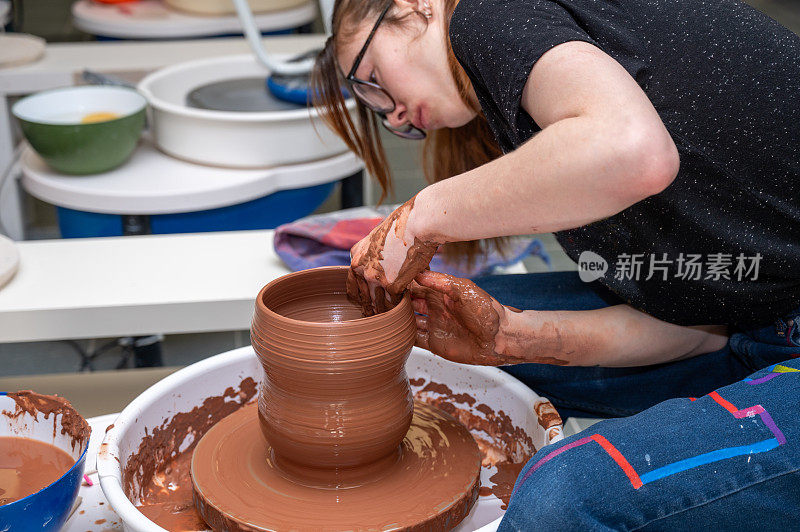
[274,206,550,278]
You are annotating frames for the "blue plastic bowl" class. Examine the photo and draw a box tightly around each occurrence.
[0,393,90,532]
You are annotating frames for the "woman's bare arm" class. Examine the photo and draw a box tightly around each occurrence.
[408,40,679,242]
[498,305,728,367]
[413,271,728,367]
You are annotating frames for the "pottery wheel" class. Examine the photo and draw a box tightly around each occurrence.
[191,401,482,531]
[186,78,305,112]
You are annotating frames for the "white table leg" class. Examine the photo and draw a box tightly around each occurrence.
[0,96,25,240]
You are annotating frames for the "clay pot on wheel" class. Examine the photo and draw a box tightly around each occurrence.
[251,266,416,471]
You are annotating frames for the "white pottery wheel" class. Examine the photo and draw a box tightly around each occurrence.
[137,54,355,168]
[165,0,308,16]
[98,346,564,532]
[0,235,19,290]
[71,0,316,40]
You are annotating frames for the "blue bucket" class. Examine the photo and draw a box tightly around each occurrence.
[0,393,90,532]
[56,180,336,238]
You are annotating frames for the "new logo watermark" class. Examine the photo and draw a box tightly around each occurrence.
[578,251,608,282]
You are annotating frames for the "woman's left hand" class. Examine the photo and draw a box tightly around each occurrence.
[411,270,527,366]
[348,196,439,315]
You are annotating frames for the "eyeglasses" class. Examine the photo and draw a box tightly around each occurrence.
[345,1,426,140]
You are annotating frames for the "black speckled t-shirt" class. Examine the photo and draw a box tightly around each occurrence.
[449,0,800,327]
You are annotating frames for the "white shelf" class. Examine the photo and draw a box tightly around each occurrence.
[0,229,292,342]
[20,141,361,214]
[72,0,317,39]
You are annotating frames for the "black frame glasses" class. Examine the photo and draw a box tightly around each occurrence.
[345,1,426,140]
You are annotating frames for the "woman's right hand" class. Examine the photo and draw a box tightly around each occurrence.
[348,196,440,315]
[411,270,528,366]
[413,270,731,369]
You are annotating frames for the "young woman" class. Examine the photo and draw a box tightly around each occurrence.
[312,0,800,528]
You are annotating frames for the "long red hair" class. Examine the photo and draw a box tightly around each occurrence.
[311,0,505,263]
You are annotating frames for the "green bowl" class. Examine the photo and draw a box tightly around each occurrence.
[12,86,147,175]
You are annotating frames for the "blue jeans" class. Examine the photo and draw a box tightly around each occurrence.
[472,272,800,530]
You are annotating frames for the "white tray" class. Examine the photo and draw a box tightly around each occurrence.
[20,141,361,215]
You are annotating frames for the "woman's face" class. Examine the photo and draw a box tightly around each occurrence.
[335,0,477,131]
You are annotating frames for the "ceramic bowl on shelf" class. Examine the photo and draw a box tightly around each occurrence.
[12,86,146,175]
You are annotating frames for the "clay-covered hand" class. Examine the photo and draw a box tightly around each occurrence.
[348,196,439,316]
[411,271,527,366]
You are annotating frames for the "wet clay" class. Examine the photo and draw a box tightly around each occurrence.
[0,437,75,505]
[2,391,90,452]
[127,376,546,529]
[415,381,529,449]
[412,379,558,510]
[535,400,563,432]
[130,377,257,530]
[252,266,416,470]
[348,196,439,316]
[488,461,527,510]
[191,402,481,531]
[177,265,483,531]
[481,401,564,510]
[136,451,205,531]
[487,400,565,511]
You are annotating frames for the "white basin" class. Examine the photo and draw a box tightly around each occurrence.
[98,346,563,531]
[138,54,354,168]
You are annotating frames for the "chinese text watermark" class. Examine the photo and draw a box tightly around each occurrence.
[578,251,761,282]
